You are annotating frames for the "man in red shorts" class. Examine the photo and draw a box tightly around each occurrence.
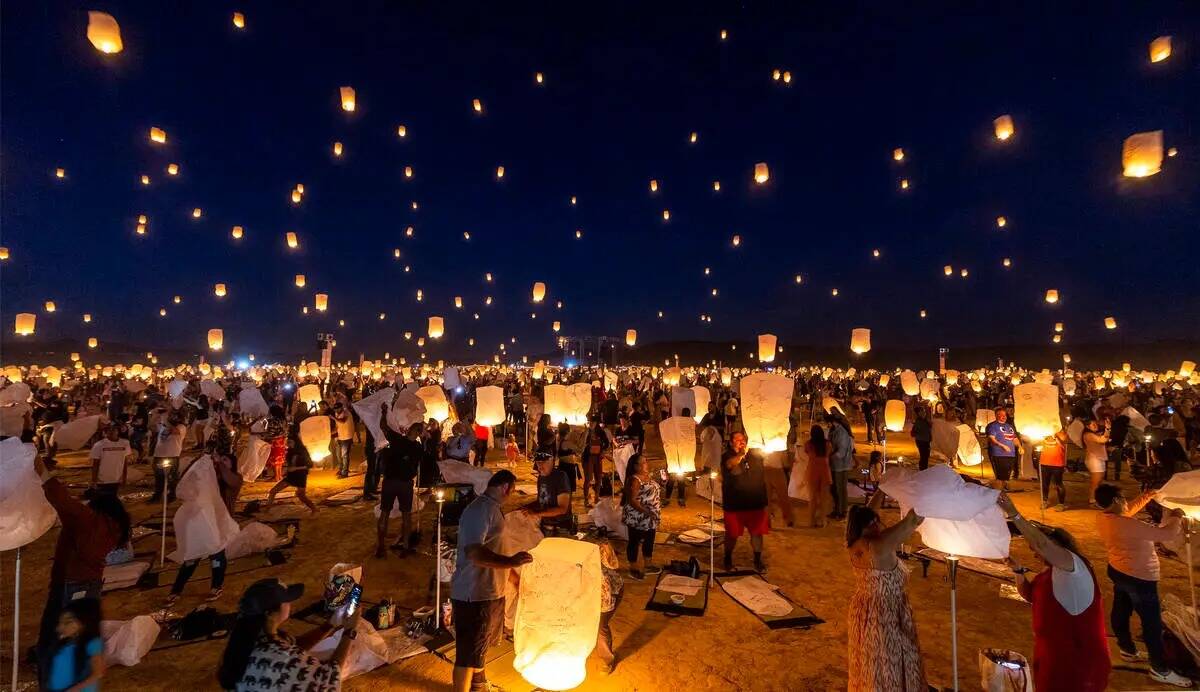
[721,431,770,572]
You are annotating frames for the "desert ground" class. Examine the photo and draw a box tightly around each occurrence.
[2,418,1191,691]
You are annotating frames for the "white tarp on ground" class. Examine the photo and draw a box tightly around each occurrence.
[880,465,1010,559]
[52,414,102,451]
[722,575,794,617]
[0,437,56,551]
[438,459,492,494]
[102,616,161,666]
[168,456,240,563]
[225,521,284,560]
[351,386,395,450]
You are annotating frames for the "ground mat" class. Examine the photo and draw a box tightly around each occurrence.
[715,570,823,630]
[644,571,709,616]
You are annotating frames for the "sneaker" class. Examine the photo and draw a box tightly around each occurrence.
[1119,648,1146,662]
[644,564,663,575]
[1055,504,1067,512]
[205,588,223,602]
[628,569,644,581]
[1150,670,1192,687]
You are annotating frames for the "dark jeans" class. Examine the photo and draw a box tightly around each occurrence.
[337,440,352,476]
[663,476,687,504]
[830,469,849,516]
[1041,466,1066,505]
[915,440,931,470]
[1105,446,1124,481]
[1108,565,1167,673]
[153,457,179,497]
[364,443,379,496]
[990,455,1016,482]
[171,550,227,595]
[626,526,655,563]
[37,579,103,685]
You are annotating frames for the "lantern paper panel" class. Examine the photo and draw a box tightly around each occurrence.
[416,385,451,422]
[299,415,332,462]
[86,11,123,53]
[757,334,777,363]
[850,328,871,354]
[739,372,793,452]
[1122,131,1163,178]
[207,329,224,350]
[660,416,697,474]
[475,385,505,427]
[513,538,601,691]
[1013,382,1061,439]
[884,399,906,432]
[879,466,1010,559]
[297,384,322,408]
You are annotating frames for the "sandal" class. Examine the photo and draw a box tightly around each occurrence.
[205,588,223,602]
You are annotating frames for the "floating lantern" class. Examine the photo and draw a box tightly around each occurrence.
[1003,258,1012,268]
[649,179,658,192]
[1122,131,1163,178]
[513,538,601,691]
[758,334,777,363]
[299,415,332,461]
[56,168,66,179]
[44,301,56,313]
[1045,289,1059,304]
[70,352,79,362]
[900,370,919,396]
[214,283,227,297]
[0,247,9,260]
[660,417,697,474]
[339,86,356,112]
[532,282,546,303]
[1105,316,1118,330]
[82,313,92,323]
[87,337,98,348]
[286,231,299,249]
[960,268,969,278]
[14,313,35,336]
[885,400,907,432]
[872,249,881,258]
[850,328,871,354]
[893,148,905,161]
[732,235,741,247]
[454,296,463,308]
[232,12,245,28]
[739,372,793,451]
[167,163,179,175]
[782,71,792,83]
[149,127,167,144]
[831,288,839,296]
[662,210,670,221]
[428,316,444,338]
[552,321,560,332]
[996,216,1007,228]
[291,190,302,204]
[231,226,244,239]
[192,208,202,219]
[920,309,927,318]
[173,296,181,304]
[159,308,166,317]
[1150,36,1172,63]
[294,274,306,288]
[141,175,150,185]
[625,329,637,347]
[86,11,123,53]
[899,178,909,190]
[1013,382,1061,439]
[496,165,505,179]
[993,115,1014,141]
[944,265,953,276]
[314,293,328,311]
[207,329,224,350]
[332,141,343,156]
[1178,361,1195,378]
[475,385,506,427]
[754,162,769,184]
[472,98,483,113]
[1052,334,1062,344]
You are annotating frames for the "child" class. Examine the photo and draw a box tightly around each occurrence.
[505,434,520,468]
[594,540,624,673]
[47,598,105,692]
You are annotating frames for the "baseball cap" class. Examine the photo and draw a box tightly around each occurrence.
[238,578,304,616]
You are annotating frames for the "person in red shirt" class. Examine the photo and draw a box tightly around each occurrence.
[32,455,128,686]
[1037,430,1069,511]
[999,493,1110,691]
[471,419,490,468]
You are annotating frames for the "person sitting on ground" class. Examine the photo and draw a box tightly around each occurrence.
[523,452,571,535]
[217,579,358,691]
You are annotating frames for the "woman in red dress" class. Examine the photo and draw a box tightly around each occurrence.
[999,493,1110,691]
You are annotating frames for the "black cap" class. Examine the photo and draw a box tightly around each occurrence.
[238,579,304,616]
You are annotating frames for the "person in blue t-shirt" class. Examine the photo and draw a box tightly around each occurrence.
[46,597,105,692]
[985,408,1023,490]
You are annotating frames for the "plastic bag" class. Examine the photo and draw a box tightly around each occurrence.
[102,616,161,666]
[310,620,388,680]
[224,521,281,560]
[587,497,627,540]
[978,648,1033,691]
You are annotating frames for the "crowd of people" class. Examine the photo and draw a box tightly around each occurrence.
[1,359,1198,689]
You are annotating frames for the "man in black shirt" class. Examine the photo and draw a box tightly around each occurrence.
[376,403,424,558]
[523,453,571,535]
[721,431,769,573]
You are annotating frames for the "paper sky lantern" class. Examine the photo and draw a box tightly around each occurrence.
[475,385,505,427]
[453,296,464,309]
[232,12,245,28]
[472,98,483,113]
[192,208,202,219]
[87,337,98,348]
[753,162,770,184]
[893,147,905,161]
[416,385,451,422]
[167,163,179,175]
[1013,382,1060,439]
[0,247,8,260]
[13,313,35,336]
[660,417,697,474]
[513,538,601,691]
[231,225,244,239]
[900,370,919,396]
[207,329,224,351]
[1122,131,1163,178]
[496,165,505,179]
[1150,36,1172,63]
[159,308,167,317]
[625,329,637,347]
[55,167,66,179]
[339,86,356,112]
[428,316,444,338]
[551,321,560,332]
[1180,361,1196,379]
[719,367,733,387]
[649,179,659,193]
[1104,316,1118,329]
[294,274,306,288]
[299,415,332,462]
[532,281,546,303]
[296,384,322,409]
[850,328,871,354]
[70,352,79,362]
[758,334,777,363]
[332,141,343,156]
[993,114,1014,141]
[86,11,123,53]
[1044,289,1059,304]
[878,374,891,388]
[884,400,907,432]
[214,283,227,297]
[739,372,793,452]
[1054,322,1064,333]
[314,293,328,311]
[148,127,167,144]
[43,300,56,313]
[286,231,299,249]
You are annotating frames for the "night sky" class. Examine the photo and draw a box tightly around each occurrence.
[2,2,1197,363]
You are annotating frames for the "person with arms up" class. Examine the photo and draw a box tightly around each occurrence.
[88,423,133,495]
[721,431,769,572]
[985,407,1021,491]
[1093,483,1191,687]
[452,470,533,692]
[998,493,1109,691]
[375,404,424,558]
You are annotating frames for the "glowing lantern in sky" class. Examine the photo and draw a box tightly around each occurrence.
[993,115,1015,141]
[513,538,601,691]
[314,293,328,311]
[552,321,560,332]
[1054,322,1064,333]
[476,385,506,427]
[893,148,905,161]
[428,316,444,338]
[232,12,245,28]
[286,231,299,249]
[899,178,910,190]
[56,168,65,179]
[299,416,332,462]
[626,329,637,347]
[732,234,741,247]
[850,328,871,354]
[14,313,35,336]
[758,334,777,363]
[141,175,150,185]
[333,141,343,156]
[397,124,407,138]
[1014,382,1061,439]
[754,162,770,184]
[496,165,505,179]
[1122,131,1163,178]
[996,216,1007,228]
[649,179,658,192]
[82,313,92,323]
[1105,316,1118,330]
[167,163,179,175]
[1045,289,1059,304]
[900,369,919,396]
[88,337,98,349]
[44,301,56,313]
[192,208,202,218]
[472,98,483,113]
[944,265,953,276]
[159,308,166,317]
[1179,361,1196,379]
[660,417,697,474]
[885,400,907,432]
[532,282,547,303]
[739,372,793,451]
[0,247,8,260]
[173,296,181,304]
[86,11,123,53]
[294,274,306,288]
[1150,36,1172,63]
[339,86,356,111]
[214,283,227,297]
[454,296,463,309]
[713,180,721,191]
[231,225,244,239]
[207,329,223,351]
[149,127,167,144]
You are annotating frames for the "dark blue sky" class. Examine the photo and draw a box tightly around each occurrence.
[2,1,1197,362]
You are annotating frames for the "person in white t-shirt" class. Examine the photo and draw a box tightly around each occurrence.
[89,424,133,494]
[151,414,188,503]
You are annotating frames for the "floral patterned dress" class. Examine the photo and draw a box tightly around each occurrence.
[847,561,927,692]
[621,478,661,531]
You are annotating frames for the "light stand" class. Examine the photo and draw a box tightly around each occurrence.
[1034,445,1045,521]
[708,469,717,581]
[12,547,20,692]
[1187,517,1198,628]
[159,457,173,566]
[434,487,445,631]
[947,554,960,692]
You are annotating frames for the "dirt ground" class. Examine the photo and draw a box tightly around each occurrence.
[1,420,1191,691]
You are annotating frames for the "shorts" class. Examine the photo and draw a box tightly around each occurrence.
[452,597,504,668]
[285,470,309,488]
[723,509,769,538]
[380,477,414,514]
[1084,455,1107,473]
